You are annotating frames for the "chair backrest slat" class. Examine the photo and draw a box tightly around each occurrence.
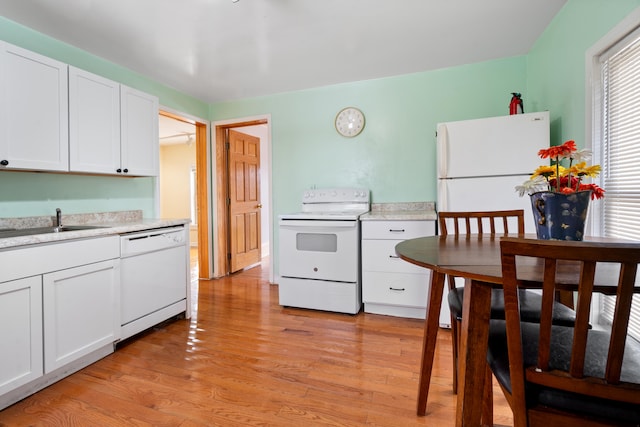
[607,263,637,383]
[536,258,557,371]
[438,209,525,237]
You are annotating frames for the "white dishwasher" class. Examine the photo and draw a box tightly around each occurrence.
[120,226,188,340]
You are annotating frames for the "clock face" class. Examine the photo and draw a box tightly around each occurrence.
[335,107,365,137]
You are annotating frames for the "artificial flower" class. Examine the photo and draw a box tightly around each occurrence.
[515,175,547,197]
[518,140,605,200]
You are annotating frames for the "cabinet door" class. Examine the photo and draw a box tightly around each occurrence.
[43,260,120,373]
[69,66,121,174]
[120,85,159,176]
[0,276,43,395]
[0,42,68,172]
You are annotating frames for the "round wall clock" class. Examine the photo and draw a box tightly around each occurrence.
[335,107,365,137]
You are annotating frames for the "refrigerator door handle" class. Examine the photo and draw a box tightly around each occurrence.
[436,123,448,179]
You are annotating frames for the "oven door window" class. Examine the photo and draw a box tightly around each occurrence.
[279,219,359,282]
[296,232,337,252]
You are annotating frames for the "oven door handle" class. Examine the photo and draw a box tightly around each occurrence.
[279,220,357,228]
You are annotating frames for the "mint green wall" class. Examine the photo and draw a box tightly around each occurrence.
[212,56,527,217]
[0,17,207,218]
[212,58,527,276]
[527,0,640,148]
[0,172,155,217]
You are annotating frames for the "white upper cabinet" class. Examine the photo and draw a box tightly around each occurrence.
[0,43,159,176]
[120,85,159,177]
[69,66,121,174]
[0,42,68,172]
[70,69,159,177]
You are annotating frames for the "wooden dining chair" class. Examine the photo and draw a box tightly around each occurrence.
[489,237,640,427]
[439,210,577,395]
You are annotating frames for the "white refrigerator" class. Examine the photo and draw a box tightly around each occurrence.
[436,111,550,327]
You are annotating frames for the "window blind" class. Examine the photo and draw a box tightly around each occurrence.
[598,29,640,342]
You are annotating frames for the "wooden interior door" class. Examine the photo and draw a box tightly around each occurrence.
[228,129,261,272]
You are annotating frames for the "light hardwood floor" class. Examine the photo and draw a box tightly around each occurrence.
[0,255,513,426]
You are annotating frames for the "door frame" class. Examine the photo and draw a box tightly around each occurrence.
[213,114,272,281]
[158,107,213,279]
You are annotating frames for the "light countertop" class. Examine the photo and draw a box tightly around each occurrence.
[360,202,437,221]
[0,210,190,250]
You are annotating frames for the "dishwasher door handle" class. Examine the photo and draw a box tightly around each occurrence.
[121,228,186,256]
[127,232,165,242]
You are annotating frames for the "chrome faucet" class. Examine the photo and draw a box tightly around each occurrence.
[55,208,62,229]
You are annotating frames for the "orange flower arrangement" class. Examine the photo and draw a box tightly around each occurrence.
[516,140,605,200]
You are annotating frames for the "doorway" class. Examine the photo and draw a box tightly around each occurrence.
[213,116,271,279]
[158,110,212,279]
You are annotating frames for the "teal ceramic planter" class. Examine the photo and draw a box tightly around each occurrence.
[530,191,591,241]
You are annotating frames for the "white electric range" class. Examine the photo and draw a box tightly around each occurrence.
[278,188,370,314]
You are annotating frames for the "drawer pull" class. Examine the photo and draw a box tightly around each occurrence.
[389,287,406,292]
[389,229,405,233]
[389,255,399,259]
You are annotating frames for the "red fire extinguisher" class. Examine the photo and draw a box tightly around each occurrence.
[509,92,523,115]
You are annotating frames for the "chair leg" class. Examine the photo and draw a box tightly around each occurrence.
[447,275,459,394]
[481,364,494,427]
[451,318,459,394]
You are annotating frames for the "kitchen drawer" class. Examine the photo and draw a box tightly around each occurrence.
[362,220,435,240]
[362,271,429,308]
[0,236,119,284]
[362,240,427,274]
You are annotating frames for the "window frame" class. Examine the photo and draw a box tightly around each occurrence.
[586,7,640,339]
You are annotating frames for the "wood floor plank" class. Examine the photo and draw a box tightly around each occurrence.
[0,257,513,426]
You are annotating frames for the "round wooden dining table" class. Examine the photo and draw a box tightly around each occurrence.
[395,234,634,427]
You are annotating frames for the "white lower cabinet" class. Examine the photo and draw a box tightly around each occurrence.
[0,276,43,396]
[362,220,436,319]
[43,259,120,373]
[0,236,120,409]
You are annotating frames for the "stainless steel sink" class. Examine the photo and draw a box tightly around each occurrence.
[0,225,106,238]
[55,225,106,232]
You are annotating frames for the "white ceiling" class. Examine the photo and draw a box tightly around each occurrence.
[0,0,567,104]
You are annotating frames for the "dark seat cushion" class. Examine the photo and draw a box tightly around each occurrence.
[487,320,640,425]
[447,287,577,326]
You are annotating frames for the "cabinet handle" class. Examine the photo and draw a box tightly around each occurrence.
[0,159,8,166]
[389,287,406,292]
[116,168,122,173]
[389,255,399,259]
[123,168,129,173]
[389,229,405,233]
